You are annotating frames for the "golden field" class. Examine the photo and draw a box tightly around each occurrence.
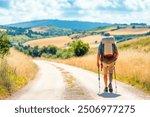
[24,36,72,48]
[24,35,102,48]
[46,36,150,93]
[0,49,38,99]
[108,27,150,35]
[81,35,102,48]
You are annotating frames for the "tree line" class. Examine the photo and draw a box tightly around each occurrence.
[15,40,90,59]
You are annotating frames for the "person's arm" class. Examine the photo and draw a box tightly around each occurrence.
[114,44,118,60]
[97,43,102,68]
[97,51,100,68]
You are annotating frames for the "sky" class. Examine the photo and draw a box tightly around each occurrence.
[0,0,150,25]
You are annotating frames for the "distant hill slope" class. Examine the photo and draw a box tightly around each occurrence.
[108,27,150,35]
[24,36,72,48]
[118,36,150,52]
[6,19,112,31]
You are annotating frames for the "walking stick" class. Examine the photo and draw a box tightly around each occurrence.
[98,67,100,94]
[98,62,103,95]
[114,66,117,93]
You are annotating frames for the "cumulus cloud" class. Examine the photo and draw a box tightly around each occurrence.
[0,0,150,24]
[124,0,150,11]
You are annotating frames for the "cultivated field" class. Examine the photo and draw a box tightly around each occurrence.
[31,26,50,32]
[80,35,102,48]
[24,36,72,48]
[108,27,150,35]
[24,35,102,48]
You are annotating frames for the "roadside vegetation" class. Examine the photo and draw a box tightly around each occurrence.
[0,32,37,99]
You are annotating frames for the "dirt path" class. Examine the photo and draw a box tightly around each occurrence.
[9,60,150,100]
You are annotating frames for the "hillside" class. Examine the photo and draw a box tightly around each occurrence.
[80,35,102,48]
[6,19,112,31]
[24,36,72,48]
[31,26,73,34]
[118,36,150,52]
[108,27,150,35]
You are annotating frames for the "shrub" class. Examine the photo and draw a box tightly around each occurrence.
[0,58,13,95]
[29,46,41,57]
[0,32,10,58]
[71,40,90,56]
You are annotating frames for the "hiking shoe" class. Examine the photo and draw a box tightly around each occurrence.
[104,87,108,92]
[108,83,113,93]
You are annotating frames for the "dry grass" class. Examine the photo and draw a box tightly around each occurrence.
[24,36,72,48]
[116,50,150,85]
[80,35,102,48]
[24,35,102,48]
[0,49,38,99]
[108,27,150,35]
[7,49,37,82]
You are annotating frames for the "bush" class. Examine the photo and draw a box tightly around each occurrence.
[29,46,42,57]
[71,40,90,56]
[0,32,10,58]
[60,49,74,59]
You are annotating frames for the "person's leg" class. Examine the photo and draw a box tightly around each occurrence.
[109,73,113,84]
[108,63,115,92]
[104,74,108,87]
[103,63,108,92]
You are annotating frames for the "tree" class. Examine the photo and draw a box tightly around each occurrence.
[0,32,10,58]
[71,40,89,56]
[29,46,41,57]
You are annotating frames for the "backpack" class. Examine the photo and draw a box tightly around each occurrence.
[99,36,117,62]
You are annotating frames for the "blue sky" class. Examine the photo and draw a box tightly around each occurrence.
[0,0,150,25]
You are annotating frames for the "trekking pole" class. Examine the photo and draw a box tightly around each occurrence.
[98,67,101,94]
[114,66,117,93]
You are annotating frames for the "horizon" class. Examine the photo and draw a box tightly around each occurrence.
[1,19,149,26]
[0,0,150,25]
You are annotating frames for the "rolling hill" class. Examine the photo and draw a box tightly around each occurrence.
[6,19,112,31]
[108,27,150,35]
[24,36,72,48]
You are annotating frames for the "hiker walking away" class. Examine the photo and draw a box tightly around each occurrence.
[97,33,118,93]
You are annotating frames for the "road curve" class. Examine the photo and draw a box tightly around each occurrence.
[9,60,150,100]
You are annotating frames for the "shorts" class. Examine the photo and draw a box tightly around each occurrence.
[103,62,115,75]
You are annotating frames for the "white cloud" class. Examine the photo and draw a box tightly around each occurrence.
[0,0,150,25]
[0,0,71,24]
[74,0,117,10]
[124,0,150,11]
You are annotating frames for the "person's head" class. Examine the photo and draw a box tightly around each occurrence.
[104,32,111,36]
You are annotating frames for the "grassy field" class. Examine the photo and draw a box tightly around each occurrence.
[32,26,50,32]
[24,35,102,48]
[108,27,150,35]
[24,36,72,48]
[80,35,102,48]
[46,36,150,93]
[0,49,38,99]
[89,26,116,33]
[118,36,150,52]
